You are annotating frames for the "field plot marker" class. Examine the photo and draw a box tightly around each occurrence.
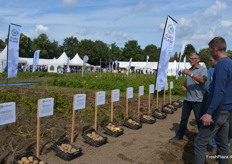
[94,91,105,130]
[0,102,16,126]
[170,81,174,103]
[71,94,86,143]
[163,83,168,105]
[126,87,133,118]
[156,84,161,109]
[138,86,144,118]
[149,84,155,113]
[37,98,54,157]
[111,89,120,122]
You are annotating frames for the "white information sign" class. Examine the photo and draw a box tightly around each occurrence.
[127,87,133,99]
[38,98,54,118]
[74,94,86,110]
[149,84,155,94]
[165,83,168,90]
[156,84,161,92]
[96,91,105,106]
[170,81,174,89]
[139,86,144,96]
[112,89,120,102]
[0,102,16,125]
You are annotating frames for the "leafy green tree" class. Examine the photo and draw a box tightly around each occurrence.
[77,39,96,65]
[227,50,232,59]
[199,48,210,68]
[94,40,110,66]
[122,40,143,61]
[31,33,58,59]
[62,36,79,59]
[0,39,6,50]
[143,44,160,62]
[109,43,123,61]
[182,44,196,62]
[169,52,179,62]
[19,33,32,57]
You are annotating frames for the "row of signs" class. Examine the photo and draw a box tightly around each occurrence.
[0,82,174,126]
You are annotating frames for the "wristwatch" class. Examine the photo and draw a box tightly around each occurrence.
[190,73,194,77]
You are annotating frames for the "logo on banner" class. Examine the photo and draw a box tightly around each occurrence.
[167,24,174,34]
[11,29,19,36]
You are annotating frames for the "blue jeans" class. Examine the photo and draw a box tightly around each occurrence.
[176,100,202,138]
[194,110,231,164]
[212,135,230,148]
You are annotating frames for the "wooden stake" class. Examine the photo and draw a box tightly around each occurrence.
[170,85,172,103]
[111,90,114,122]
[94,93,98,130]
[36,100,40,157]
[126,88,129,118]
[138,90,140,118]
[156,89,159,109]
[148,92,151,113]
[71,95,76,143]
[163,84,166,105]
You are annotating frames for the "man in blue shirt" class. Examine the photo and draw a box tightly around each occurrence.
[194,37,232,164]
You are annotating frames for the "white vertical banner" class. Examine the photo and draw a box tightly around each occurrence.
[155,16,177,90]
[7,23,21,78]
[146,56,149,65]
[67,57,70,73]
[126,58,132,76]
[176,44,185,80]
[32,50,40,72]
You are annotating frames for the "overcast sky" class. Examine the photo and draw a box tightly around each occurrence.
[0,0,232,52]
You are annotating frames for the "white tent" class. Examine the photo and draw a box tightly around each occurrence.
[70,53,90,66]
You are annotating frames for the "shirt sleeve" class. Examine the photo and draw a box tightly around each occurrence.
[206,63,228,115]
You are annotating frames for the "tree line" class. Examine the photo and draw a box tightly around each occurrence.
[0,33,231,68]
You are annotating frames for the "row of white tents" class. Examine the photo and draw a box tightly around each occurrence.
[0,46,206,75]
[0,46,90,73]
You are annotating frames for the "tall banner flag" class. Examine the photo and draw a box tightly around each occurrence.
[7,23,21,78]
[126,58,133,76]
[67,57,70,73]
[146,56,149,65]
[82,55,89,77]
[155,16,177,90]
[32,50,40,72]
[176,44,185,80]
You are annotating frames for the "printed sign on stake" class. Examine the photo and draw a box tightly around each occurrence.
[170,81,174,89]
[139,86,144,96]
[96,91,105,106]
[0,102,16,126]
[165,83,168,90]
[38,98,54,118]
[112,89,120,102]
[127,87,133,99]
[149,84,154,94]
[74,94,86,110]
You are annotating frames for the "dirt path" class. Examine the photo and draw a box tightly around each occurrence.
[39,108,198,164]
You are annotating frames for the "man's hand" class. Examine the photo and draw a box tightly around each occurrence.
[182,69,191,76]
[200,113,212,126]
[181,86,187,91]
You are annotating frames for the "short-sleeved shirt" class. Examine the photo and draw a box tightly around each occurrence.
[184,65,207,102]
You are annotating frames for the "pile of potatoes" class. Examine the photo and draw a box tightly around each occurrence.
[58,143,79,154]
[142,114,155,121]
[17,156,45,164]
[106,123,121,132]
[86,131,103,141]
[127,119,140,125]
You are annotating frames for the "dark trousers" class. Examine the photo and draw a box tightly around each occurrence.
[176,100,202,138]
[194,110,231,164]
